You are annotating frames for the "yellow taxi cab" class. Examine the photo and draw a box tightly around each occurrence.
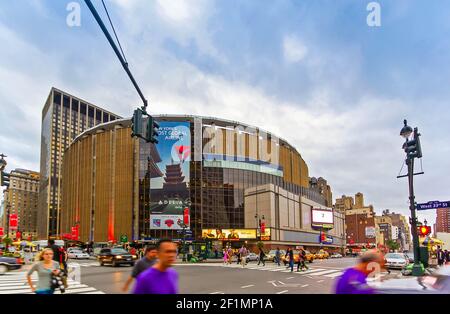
[282,250,315,264]
[314,249,329,259]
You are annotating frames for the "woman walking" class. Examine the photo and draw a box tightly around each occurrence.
[27,248,62,294]
[223,248,229,265]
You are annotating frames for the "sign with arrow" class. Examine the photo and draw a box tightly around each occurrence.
[416,201,450,211]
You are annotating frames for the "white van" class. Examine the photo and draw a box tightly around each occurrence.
[33,240,65,249]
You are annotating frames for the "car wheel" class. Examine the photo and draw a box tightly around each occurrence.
[0,265,8,275]
[99,261,104,266]
[112,260,118,267]
[129,263,135,267]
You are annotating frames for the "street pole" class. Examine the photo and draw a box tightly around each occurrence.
[407,157,423,276]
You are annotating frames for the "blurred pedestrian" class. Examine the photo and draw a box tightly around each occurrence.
[275,247,281,266]
[437,246,445,267]
[227,247,233,265]
[287,248,294,272]
[257,247,266,266]
[334,250,385,294]
[27,248,61,294]
[297,247,309,272]
[239,245,248,268]
[223,248,228,265]
[133,239,178,294]
[123,245,158,292]
[214,248,218,259]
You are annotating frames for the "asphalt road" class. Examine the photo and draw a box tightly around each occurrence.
[65,257,403,294]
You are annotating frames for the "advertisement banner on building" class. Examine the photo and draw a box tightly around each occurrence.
[150,121,191,230]
[311,208,334,228]
[365,226,376,238]
[202,229,257,240]
[9,214,18,230]
[260,228,271,241]
[0,227,3,237]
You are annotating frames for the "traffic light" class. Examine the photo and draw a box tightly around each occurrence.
[403,128,422,159]
[1,171,10,187]
[146,115,160,144]
[131,108,143,138]
[417,225,431,237]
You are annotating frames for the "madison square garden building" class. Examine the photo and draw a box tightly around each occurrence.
[60,115,345,251]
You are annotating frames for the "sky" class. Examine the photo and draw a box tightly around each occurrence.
[1,0,450,229]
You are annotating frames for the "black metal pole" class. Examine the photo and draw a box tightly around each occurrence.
[84,0,148,109]
[407,157,423,275]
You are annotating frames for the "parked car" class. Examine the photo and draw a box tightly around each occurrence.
[384,253,409,269]
[0,256,22,275]
[330,253,343,259]
[68,249,90,260]
[314,250,330,259]
[245,253,259,263]
[369,265,450,294]
[97,248,137,267]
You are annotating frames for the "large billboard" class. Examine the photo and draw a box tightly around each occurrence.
[150,121,191,230]
[202,229,257,240]
[311,208,334,229]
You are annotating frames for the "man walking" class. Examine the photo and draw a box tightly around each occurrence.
[257,247,266,266]
[437,246,445,267]
[335,250,385,294]
[122,245,158,292]
[297,247,309,272]
[285,248,294,272]
[133,239,178,294]
[275,247,281,266]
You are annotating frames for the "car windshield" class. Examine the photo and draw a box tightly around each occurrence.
[269,250,277,254]
[112,249,128,254]
[71,250,83,253]
[385,253,404,259]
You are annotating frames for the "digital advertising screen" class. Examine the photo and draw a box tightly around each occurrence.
[149,121,191,230]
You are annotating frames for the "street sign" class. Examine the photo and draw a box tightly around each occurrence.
[120,235,128,243]
[417,201,450,211]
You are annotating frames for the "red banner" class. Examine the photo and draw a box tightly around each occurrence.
[0,227,3,237]
[9,214,18,230]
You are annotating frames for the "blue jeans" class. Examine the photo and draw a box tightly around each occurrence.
[289,260,294,271]
[35,289,54,294]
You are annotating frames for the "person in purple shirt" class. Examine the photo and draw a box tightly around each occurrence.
[335,250,386,294]
[133,239,179,294]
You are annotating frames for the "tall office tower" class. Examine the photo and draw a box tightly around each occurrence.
[3,169,40,239]
[37,87,121,238]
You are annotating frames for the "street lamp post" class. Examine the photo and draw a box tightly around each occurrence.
[399,119,424,276]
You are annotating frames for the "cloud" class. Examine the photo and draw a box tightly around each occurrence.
[283,34,308,63]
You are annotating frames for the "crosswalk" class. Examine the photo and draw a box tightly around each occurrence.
[0,271,105,294]
[176,263,345,279]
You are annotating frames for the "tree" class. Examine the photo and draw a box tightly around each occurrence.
[386,239,400,252]
[256,241,264,250]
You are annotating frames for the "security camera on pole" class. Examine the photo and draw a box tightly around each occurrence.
[398,120,424,276]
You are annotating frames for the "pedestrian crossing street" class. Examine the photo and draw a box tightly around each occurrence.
[0,271,105,294]
[179,263,345,279]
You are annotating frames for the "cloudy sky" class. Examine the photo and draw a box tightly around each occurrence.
[1,0,449,228]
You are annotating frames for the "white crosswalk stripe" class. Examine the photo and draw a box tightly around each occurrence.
[192,263,344,278]
[324,271,343,278]
[0,271,104,294]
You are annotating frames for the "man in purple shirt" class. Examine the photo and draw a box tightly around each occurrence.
[335,250,385,294]
[133,239,179,294]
